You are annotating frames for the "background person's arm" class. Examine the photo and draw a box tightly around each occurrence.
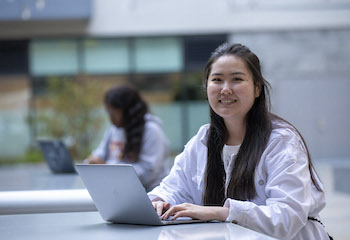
[85,156,104,164]
[85,127,112,163]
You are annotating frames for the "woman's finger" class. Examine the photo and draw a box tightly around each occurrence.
[156,202,164,216]
[172,210,193,220]
[161,204,185,220]
[163,202,171,212]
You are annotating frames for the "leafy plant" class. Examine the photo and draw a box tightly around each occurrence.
[35,77,106,161]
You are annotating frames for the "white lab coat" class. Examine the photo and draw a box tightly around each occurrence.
[148,120,329,240]
[91,114,170,191]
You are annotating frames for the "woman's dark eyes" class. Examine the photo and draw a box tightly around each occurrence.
[212,78,242,82]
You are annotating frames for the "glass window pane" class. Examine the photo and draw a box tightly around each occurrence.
[134,37,183,73]
[0,76,31,159]
[184,35,227,71]
[83,39,130,74]
[151,103,183,151]
[0,40,28,75]
[188,101,209,138]
[30,39,79,76]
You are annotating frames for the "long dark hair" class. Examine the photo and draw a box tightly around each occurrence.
[104,84,148,162]
[203,43,321,205]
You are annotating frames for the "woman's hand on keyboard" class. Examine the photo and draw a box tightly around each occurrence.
[152,200,171,216]
[161,203,229,222]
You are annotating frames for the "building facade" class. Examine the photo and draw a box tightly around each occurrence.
[0,0,349,160]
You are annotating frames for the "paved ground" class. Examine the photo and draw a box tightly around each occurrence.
[0,159,349,239]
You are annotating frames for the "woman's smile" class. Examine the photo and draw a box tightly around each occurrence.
[219,98,237,105]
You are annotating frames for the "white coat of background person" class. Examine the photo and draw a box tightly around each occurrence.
[86,84,170,191]
[149,43,332,240]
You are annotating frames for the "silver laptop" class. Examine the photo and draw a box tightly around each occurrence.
[75,164,207,225]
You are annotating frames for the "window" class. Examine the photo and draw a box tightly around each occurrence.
[134,37,183,73]
[30,39,79,76]
[82,39,130,74]
[184,35,227,71]
[0,40,28,75]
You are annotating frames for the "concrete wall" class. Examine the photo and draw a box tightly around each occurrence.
[88,0,350,36]
[229,29,350,159]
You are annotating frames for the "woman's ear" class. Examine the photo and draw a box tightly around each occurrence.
[255,83,262,98]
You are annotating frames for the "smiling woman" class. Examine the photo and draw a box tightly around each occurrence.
[148,43,332,240]
[206,55,260,146]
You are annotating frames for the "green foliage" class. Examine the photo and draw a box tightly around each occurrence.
[35,77,106,161]
[24,147,45,163]
[0,148,44,165]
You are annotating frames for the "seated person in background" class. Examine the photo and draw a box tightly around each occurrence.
[149,43,331,240]
[86,84,170,191]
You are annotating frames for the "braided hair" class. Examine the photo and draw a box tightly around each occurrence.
[104,84,148,162]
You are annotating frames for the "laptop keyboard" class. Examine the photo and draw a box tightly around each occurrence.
[160,216,205,225]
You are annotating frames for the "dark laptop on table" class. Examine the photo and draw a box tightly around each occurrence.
[75,164,208,225]
[38,139,76,173]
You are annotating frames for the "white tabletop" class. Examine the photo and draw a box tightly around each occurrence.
[0,211,276,240]
[0,163,276,239]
